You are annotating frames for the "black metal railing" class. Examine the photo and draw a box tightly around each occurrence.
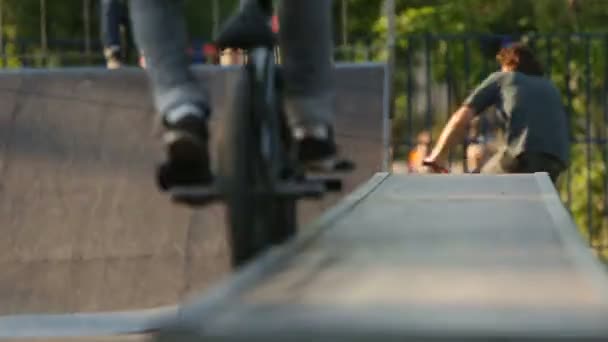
[392,33,608,254]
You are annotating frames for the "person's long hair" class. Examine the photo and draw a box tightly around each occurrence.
[496,43,544,76]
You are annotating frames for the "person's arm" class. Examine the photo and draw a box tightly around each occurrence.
[425,106,475,164]
[423,72,502,168]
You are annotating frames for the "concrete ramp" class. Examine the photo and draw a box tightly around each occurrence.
[0,64,387,317]
[4,173,608,341]
[153,173,608,341]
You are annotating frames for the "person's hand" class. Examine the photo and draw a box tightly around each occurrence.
[421,157,449,174]
[137,51,148,69]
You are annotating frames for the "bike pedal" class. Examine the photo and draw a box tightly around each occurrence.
[275,181,325,199]
[170,184,222,206]
[333,158,356,172]
[304,175,343,192]
[304,158,356,173]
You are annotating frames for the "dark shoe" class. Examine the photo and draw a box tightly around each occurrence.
[214,2,275,49]
[293,125,336,163]
[293,125,355,172]
[156,159,211,191]
[157,104,212,190]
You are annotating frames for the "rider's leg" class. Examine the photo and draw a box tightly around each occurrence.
[480,147,515,174]
[279,0,337,163]
[129,0,211,183]
[480,149,564,184]
[511,153,566,184]
[100,0,123,69]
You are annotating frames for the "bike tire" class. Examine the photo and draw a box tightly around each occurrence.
[269,199,296,245]
[256,57,298,246]
[218,48,298,267]
[217,68,268,268]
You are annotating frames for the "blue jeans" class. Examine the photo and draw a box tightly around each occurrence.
[100,0,128,49]
[128,0,334,129]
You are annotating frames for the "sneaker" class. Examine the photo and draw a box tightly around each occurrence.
[293,125,354,172]
[104,46,122,70]
[293,125,336,164]
[106,58,122,70]
[159,104,212,188]
[214,2,275,49]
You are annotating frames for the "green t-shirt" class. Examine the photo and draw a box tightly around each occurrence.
[464,71,570,165]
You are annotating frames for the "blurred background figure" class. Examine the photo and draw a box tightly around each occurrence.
[407,131,431,173]
[219,48,245,66]
[100,0,129,69]
[465,118,487,173]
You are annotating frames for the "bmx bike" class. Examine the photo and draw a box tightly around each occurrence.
[161,45,349,268]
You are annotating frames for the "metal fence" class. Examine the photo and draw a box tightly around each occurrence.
[0,0,361,68]
[389,33,608,254]
[2,39,384,68]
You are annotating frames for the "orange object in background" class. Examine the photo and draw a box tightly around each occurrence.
[407,131,431,173]
[407,149,423,172]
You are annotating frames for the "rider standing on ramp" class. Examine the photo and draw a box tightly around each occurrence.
[128,0,339,186]
[423,43,570,183]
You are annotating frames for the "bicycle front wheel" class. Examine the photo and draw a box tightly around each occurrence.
[217,69,270,268]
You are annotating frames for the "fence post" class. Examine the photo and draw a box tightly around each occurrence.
[382,0,396,171]
[445,38,454,166]
[0,0,4,67]
[212,0,220,38]
[565,38,573,211]
[604,35,608,250]
[83,0,91,65]
[341,0,348,46]
[462,37,471,172]
[40,0,48,65]
[424,34,432,137]
[585,36,593,244]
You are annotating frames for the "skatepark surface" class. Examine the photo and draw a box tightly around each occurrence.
[0,63,387,316]
[3,173,608,341]
[154,173,608,341]
[2,64,608,341]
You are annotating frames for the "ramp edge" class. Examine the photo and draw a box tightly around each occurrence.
[534,172,608,302]
[173,172,391,331]
[0,307,176,339]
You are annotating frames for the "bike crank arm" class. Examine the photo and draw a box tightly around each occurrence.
[170,184,223,206]
[169,179,331,206]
